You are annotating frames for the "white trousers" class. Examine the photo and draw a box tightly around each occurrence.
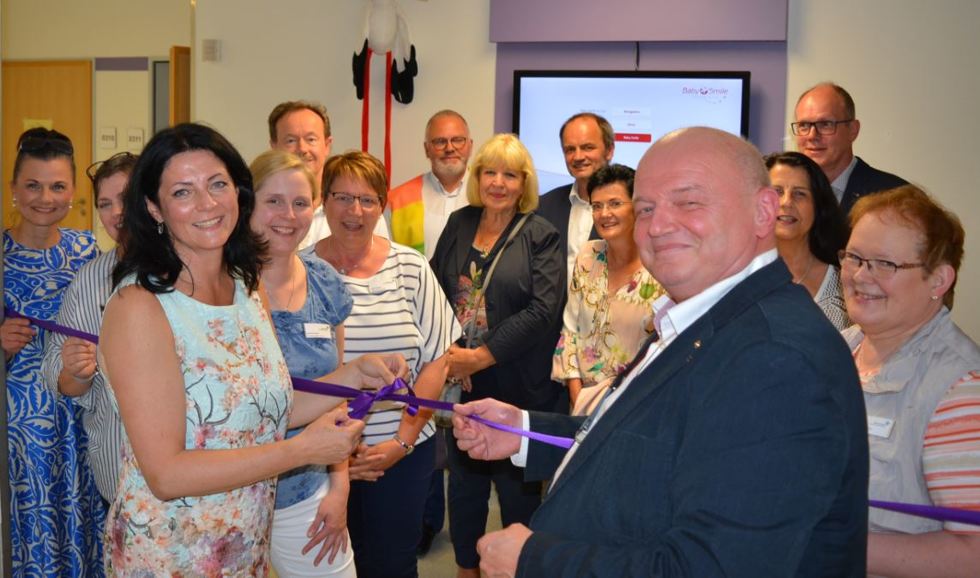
[271,481,357,577]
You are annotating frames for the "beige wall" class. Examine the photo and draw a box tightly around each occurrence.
[1,0,191,59]
[787,0,980,339]
[193,0,496,189]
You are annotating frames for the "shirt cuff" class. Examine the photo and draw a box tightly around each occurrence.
[510,410,531,468]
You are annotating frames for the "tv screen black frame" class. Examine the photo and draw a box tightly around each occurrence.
[513,69,751,138]
[512,70,751,193]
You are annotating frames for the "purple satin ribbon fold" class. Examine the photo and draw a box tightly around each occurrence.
[16,308,980,527]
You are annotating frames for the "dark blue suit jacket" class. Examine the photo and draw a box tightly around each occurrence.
[517,258,869,577]
[840,156,907,215]
[537,184,599,262]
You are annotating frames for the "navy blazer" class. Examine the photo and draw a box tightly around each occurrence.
[536,183,600,262]
[430,206,566,411]
[840,156,907,215]
[517,259,869,577]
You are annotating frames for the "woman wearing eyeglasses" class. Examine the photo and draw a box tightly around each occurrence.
[39,152,137,510]
[765,152,851,330]
[312,150,460,578]
[551,164,664,416]
[840,185,980,577]
[1,128,104,575]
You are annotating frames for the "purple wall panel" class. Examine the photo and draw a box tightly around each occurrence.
[490,0,787,42]
[494,41,789,156]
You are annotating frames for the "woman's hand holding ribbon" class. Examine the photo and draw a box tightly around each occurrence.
[1,317,34,360]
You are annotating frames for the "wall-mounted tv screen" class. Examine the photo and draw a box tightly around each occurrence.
[513,70,750,194]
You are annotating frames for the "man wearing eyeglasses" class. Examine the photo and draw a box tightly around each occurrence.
[386,110,473,261]
[537,113,612,280]
[268,100,389,249]
[793,83,906,215]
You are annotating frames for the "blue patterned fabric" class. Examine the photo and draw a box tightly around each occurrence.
[273,253,353,509]
[3,228,104,578]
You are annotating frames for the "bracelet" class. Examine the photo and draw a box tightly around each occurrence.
[392,433,415,455]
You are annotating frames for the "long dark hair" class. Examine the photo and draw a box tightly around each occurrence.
[113,123,266,293]
[764,151,849,266]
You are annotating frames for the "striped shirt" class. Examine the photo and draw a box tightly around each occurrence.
[315,242,460,446]
[40,248,122,502]
[924,370,980,533]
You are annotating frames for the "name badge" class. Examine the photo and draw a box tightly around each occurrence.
[867,415,895,439]
[304,323,333,339]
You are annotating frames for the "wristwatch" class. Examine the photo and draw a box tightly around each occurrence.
[392,433,415,455]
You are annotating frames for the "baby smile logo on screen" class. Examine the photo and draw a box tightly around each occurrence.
[681,86,730,104]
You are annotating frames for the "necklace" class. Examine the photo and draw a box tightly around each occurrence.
[331,237,374,275]
[268,260,299,311]
[793,255,815,285]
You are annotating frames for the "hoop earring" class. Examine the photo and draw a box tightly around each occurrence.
[157,221,165,235]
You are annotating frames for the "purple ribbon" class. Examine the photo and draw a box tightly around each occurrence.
[6,308,574,449]
[4,307,99,343]
[870,500,980,527]
[290,375,573,448]
[25,308,980,529]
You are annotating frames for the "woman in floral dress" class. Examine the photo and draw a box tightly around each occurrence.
[552,164,665,415]
[1,128,103,577]
[98,124,402,576]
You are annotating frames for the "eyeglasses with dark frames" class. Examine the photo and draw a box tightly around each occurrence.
[838,250,925,280]
[328,191,381,210]
[791,119,855,136]
[429,136,469,150]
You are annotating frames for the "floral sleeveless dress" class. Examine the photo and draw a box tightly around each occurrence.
[103,279,292,576]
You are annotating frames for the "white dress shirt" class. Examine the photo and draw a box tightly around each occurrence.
[420,170,470,260]
[512,249,780,485]
[565,183,594,279]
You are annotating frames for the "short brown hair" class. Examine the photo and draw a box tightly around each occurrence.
[268,101,330,142]
[559,112,615,152]
[321,150,389,210]
[850,185,965,308]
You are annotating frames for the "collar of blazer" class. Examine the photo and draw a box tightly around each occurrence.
[543,259,793,498]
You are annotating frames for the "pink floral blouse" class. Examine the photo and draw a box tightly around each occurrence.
[552,240,664,388]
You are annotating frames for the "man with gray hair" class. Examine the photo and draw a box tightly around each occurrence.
[453,127,869,577]
[386,109,473,260]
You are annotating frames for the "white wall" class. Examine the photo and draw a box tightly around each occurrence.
[193,0,496,188]
[787,0,980,339]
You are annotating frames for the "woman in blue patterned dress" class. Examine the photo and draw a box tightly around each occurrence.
[250,149,357,577]
[1,128,104,577]
[98,124,403,576]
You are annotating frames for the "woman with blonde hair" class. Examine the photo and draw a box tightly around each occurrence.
[430,133,565,578]
[250,149,357,576]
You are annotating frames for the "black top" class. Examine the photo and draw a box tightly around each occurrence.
[430,206,566,410]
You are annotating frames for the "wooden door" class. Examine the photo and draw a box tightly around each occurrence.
[2,60,94,231]
[169,46,191,126]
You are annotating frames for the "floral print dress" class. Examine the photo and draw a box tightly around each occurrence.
[103,279,292,577]
[552,240,664,389]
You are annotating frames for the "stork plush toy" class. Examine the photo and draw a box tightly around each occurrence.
[352,0,420,179]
